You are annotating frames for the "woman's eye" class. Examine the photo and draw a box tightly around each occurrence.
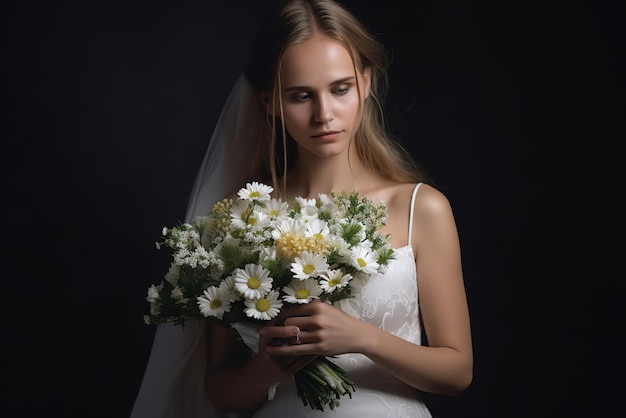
[333,85,350,95]
[292,92,311,102]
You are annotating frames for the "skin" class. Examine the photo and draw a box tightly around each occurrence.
[206,33,473,413]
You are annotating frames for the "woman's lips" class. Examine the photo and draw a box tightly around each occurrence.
[312,131,341,141]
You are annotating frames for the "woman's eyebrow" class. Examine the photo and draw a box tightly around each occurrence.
[283,76,356,92]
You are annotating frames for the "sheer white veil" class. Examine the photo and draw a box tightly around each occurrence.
[184,75,264,223]
[130,75,263,418]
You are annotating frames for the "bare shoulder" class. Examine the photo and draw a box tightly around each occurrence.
[375,182,452,219]
[411,183,460,254]
[413,183,454,219]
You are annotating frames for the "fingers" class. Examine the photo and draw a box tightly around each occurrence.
[259,324,300,340]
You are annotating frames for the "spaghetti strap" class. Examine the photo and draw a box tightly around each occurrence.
[407,183,423,246]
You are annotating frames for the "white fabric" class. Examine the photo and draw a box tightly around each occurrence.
[252,182,432,417]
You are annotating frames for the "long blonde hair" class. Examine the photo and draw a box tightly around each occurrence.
[244,0,427,196]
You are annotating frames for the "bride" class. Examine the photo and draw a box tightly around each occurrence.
[131,1,473,417]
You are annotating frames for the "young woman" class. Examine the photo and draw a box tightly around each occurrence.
[132,1,472,417]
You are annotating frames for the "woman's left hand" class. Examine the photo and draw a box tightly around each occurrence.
[259,300,368,357]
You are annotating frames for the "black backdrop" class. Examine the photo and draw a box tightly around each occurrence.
[4,1,623,417]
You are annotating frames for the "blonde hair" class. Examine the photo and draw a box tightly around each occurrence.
[244,0,427,196]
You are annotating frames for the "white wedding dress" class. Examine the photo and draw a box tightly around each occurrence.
[251,182,432,418]
[131,183,431,418]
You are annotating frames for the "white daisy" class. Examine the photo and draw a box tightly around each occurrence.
[348,246,380,275]
[237,181,273,201]
[282,278,322,304]
[244,290,283,320]
[319,269,353,293]
[230,200,256,228]
[327,235,350,255]
[197,286,232,319]
[218,273,239,302]
[234,263,273,299]
[305,219,330,241]
[291,251,329,280]
[259,198,290,220]
[271,217,307,240]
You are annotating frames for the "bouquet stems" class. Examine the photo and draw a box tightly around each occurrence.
[294,356,355,411]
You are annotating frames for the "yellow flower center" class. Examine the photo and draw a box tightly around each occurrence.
[247,277,261,289]
[270,209,279,217]
[357,258,367,268]
[314,232,324,240]
[256,298,270,312]
[329,278,341,287]
[249,191,261,198]
[295,288,310,299]
[210,300,222,309]
[303,264,315,275]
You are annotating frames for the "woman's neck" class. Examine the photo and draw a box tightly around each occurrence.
[284,154,379,200]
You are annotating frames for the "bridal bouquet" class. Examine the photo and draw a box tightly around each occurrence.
[143,182,396,411]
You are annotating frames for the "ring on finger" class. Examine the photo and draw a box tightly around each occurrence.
[295,330,301,344]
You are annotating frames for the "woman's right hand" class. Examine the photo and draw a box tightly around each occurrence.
[256,318,318,380]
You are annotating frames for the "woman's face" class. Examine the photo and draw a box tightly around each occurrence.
[277,35,370,160]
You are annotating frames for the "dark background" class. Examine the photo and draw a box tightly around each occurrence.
[3,0,623,417]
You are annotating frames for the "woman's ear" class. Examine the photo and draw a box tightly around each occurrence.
[258,92,276,116]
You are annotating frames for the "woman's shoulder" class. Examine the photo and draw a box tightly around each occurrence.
[412,183,453,216]
[371,181,449,211]
[383,182,455,230]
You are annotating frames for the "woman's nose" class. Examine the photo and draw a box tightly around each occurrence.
[313,96,334,123]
